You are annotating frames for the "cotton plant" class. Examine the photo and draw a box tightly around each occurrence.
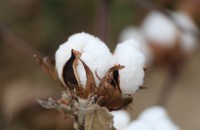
[35,32,146,130]
[121,106,180,130]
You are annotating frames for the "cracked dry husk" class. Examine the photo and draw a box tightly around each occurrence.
[37,91,116,130]
[35,49,133,130]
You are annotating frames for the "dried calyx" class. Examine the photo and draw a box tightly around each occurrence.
[36,49,132,130]
[60,49,132,111]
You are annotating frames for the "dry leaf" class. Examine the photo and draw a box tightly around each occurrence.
[85,105,115,130]
[34,55,57,81]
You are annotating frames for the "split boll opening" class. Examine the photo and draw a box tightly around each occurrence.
[55,32,146,96]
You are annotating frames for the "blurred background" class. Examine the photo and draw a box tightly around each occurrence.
[0,0,200,130]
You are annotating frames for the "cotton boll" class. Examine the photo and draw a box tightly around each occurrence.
[172,11,199,53]
[76,37,113,87]
[139,106,180,130]
[113,40,145,95]
[180,32,198,53]
[141,11,178,47]
[122,120,152,130]
[138,106,168,123]
[119,26,152,64]
[55,32,113,87]
[154,118,180,130]
[172,11,199,34]
[122,106,180,130]
[111,110,131,130]
[55,32,92,83]
[119,26,141,42]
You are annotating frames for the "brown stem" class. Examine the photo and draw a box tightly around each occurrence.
[0,22,45,59]
[95,0,111,43]
[73,113,85,130]
[156,71,177,107]
[156,65,183,107]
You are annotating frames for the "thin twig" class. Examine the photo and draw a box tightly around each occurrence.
[156,64,183,107]
[156,71,177,107]
[95,0,111,42]
[0,22,45,59]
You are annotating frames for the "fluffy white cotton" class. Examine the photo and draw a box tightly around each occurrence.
[138,106,180,130]
[113,39,145,95]
[141,11,178,47]
[122,106,180,130]
[180,32,198,52]
[119,26,152,64]
[138,106,169,123]
[122,120,152,130]
[55,32,113,87]
[111,110,131,130]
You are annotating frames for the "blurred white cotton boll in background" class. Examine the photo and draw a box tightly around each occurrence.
[180,32,198,53]
[55,32,113,87]
[141,10,199,53]
[172,11,199,53]
[119,26,152,64]
[122,120,152,130]
[111,110,131,130]
[138,106,169,123]
[139,106,180,130]
[141,11,178,47]
[113,40,145,95]
[122,106,180,130]
[172,11,199,34]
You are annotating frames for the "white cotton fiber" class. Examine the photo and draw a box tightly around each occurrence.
[139,106,180,130]
[55,32,113,87]
[172,11,199,34]
[113,39,145,95]
[138,106,168,123]
[141,11,178,47]
[122,120,152,130]
[119,26,152,64]
[180,32,197,52]
[172,11,199,53]
[122,106,180,130]
[111,110,131,130]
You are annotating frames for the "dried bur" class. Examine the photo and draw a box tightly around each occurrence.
[35,49,134,130]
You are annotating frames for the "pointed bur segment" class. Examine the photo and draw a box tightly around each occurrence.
[79,58,97,98]
[97,65,127,110]
[63,49,81,89]
[110,64,124,90]
[105,94,133,111]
